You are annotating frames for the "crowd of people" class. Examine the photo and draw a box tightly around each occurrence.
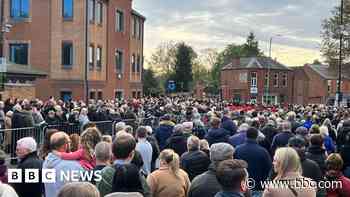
[1,96,350,197]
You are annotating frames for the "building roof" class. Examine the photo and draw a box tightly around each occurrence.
[5,63,47,77]
[131,9,146,20]
[222,57,292,71]
[308,64,350,80]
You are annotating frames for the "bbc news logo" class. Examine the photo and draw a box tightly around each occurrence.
[8,169,102,183]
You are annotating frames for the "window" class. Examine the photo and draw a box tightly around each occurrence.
[264,73,269,87]
[115,50,123,73]
[89,0,95,23]
[96,2,102,24]
[273,73,278,87]
[10,0,29,19]
[89,91,96,100]
[328,80,331,93]
[138,20,142,40]
[97,91,103,100]
[96,47,102,69]
[132,17,137,37]
[131,54,136,73]
[115,91,123,100]
[250,72,257,88]
[135,19,140,39]
[137,91,141,98]
[9,44,28,65]
[62,0,73,20]
[282,73,287,87]
[62,42,73,66]
[115,10,124,32]
[132,91,137,98]
[89,45,94,69]
[136,55,141,72]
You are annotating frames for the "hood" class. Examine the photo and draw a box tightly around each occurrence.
[160,120,175,127]
[208,128,227,138]
[44,153,62,169]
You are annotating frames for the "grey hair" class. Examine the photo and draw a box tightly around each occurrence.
[173,124,184,133]
[57,182,100,197]
[95,141,111,162]
[115,122,126,132]
[187,135,200,150]
[282,121,292,131]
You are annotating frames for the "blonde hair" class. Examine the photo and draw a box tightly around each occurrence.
[274,147,302,178]
[200,139,209,150]
[159,149,180,178]
[319,126,329,137]
[81,127,102,159]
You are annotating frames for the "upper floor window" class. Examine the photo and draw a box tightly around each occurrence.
[62,42,73,66]
[250,72,257,88]
[136,55,141,72]
[89,45,94,69]
[96,2,102,24]
[273,73,279,87]
[11,0,29,19]
[115,50,123,73]
[135,19,140,39]
[96,47,102,69]
[62,0,73,20]
[115,10,124,32]
[89,0,95,23]
[131,54,136,73]
[282,73,287,87]
[264,73,269,87]
[9,44,28,65]
[138,20,142,40]
[132,17,137,37]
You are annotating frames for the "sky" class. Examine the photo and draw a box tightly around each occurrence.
[133,0,339,67]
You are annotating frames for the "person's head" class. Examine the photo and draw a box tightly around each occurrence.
[80,108,88,116]
[216,159,249,193]
[124,125,134,135]
[326,153,343,173]
[136,126,148,139]
[69,134,80,152]
[81,127,102,157]
[310,134,323,147]
[287,111,296,121]
[319,126,329,137]
[159,149,180,178]
[288,136,307,159]
[16,137,37,159]
[246,127,258,140]
[295,126,309,138]
[187,135,200,151]
[48,110,56,119]
[40,129,58,158]
[112,133,136,161]
[145,126,153,135]
[111,163,143,194]
[281,121,292,132]
[95,141,111,164]
[210,117,221,128]
[102,135,112,143]
[57,182,100,197]
[200,139,209,150]
[210,143,234,166]
[273,147,302,178]
[115,122,127,134]
[182,122,193,133]
[310,124,320,134]
[237,123,249,133]
[50,132,70,152]
[173,124,184,133]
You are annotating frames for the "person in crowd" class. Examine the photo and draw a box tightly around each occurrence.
[286,111,300,133]
[111,163,145,194]
[69,134,80,152]
[115,122,127,135]
[4,110,13,152]
[180,136,210,180]
[215,159,249,197]
[54,127,102,170]
[337,120,350,147]
[319,125,335,154]
[0,182,18,197]
[263,147,316,197]
[288,136,323,182]
[79,107,90,128]
[43,132,84,197]
[96,133,151,197]
[338,131,350,178]
[154,114,175,150]
[295,126,310,144]
[192,113,206,139]
[303,114,313,130]
[55,105,68,124]
[188,143,235,197]
[147,149,190,197]
[39,129,59,159]
[305,134,328,174]
[270,121,295,155]
[166,124,190,156]
[221,109,237,136]
[124,125,134,135]
[102,135,113,143]
[325,153,350,196]
[145,126,160,172]
[57,182,100,197]
[228,123,249,147]
[322,118,337,142]
[199,139,210,157]
[0,150,7,183]
[13,137,43,197]
[135,126,153,175]
[259,120,278,155]
[206,117,230,146]
[91,141,112,185]
[234,127,272,196]
[45,110,59,125]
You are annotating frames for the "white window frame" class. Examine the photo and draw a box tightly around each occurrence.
[274,73,279,87]
[250,72,257,88]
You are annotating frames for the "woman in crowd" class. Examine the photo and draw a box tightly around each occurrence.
[57,182,100,197]
[325,153,350,196]
[147,149,190,197]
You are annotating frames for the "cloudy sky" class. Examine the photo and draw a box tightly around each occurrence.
[133,0,339,67]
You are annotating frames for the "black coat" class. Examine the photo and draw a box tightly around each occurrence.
[339,144,350,171]
[13,152,44,197]
[305,145,327,174]
[205,128,230,146]
[165,132,190,156]
[180,150,210,181]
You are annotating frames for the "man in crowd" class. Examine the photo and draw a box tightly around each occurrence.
[221,109,237,136]
[135,126,153,175]
[91,141,112,185]
[154,114,175,150]
[206,117,230,146]
[271,121,295,154]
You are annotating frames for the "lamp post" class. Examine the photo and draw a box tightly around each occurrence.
[336,0,344,107]
[84,0,89,104]
[266,34,282,105]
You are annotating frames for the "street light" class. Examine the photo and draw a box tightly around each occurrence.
[266,34,282,105]
[336,0,344,107]
[84,0,89,104]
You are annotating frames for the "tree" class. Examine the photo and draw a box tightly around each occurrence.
[142,67,161,96]
[147,41,177,75]
[243,32,263,57]
[321,2,350,64]
[172,42,196,92]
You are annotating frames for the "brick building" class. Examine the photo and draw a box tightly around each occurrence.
[1,0,145,101]
[221,57,293,105]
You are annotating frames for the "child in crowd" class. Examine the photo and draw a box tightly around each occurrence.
[69,134,80,152]
[54,127,102,170]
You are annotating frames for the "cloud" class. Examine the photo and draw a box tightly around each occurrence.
[133,0,339,67]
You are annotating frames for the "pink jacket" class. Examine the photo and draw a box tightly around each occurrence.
[60,148,96,170]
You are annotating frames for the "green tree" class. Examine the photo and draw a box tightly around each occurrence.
[172,42,196,92]
[243,31,263,57]
[147,41,177,75]
[321,1,350,64]
[142,67,161,96]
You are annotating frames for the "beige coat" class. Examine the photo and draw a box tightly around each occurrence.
[3,116,12,146]
[262,172,316,197]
